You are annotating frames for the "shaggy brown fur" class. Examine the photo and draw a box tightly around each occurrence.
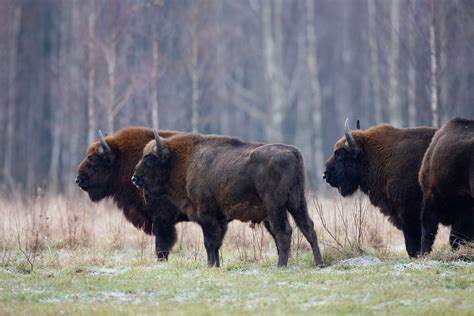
[76,127,188,260]
[132,132,322,267]
[419,117,474,253]
[324,122,437,257]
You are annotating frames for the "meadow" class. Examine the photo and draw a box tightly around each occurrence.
[1,193,472,315]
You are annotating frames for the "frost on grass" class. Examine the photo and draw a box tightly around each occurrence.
[393,260,440,274]
[87,267,130,275]
[337,256,383,267]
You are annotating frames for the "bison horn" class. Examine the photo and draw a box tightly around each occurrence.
[344,118,357,147]
[98,130,111,152]
[153,129,162,152]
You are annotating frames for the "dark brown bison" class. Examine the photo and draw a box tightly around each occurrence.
[324,119,437,257]
[76,127,188,260]
[132,130,323,267]
[419,117,474,254]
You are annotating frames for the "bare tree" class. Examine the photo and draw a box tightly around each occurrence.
[261,0,284,142]
[87,0,96,143]
[97,0,137,132]
[438,0,447,122]
[151,28,159,129]
[367,0,382,124]
[388,0,401,126]
[305,0,324,186]
[3,3,22,185]
[191,30,199,133]
[429,0,439,127]
[407,1,417,127]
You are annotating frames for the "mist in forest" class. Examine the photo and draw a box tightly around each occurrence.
[0,0,473,195]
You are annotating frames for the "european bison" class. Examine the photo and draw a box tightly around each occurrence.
[76,127,188,260]
[419,117,474,254]
[324,119,437,257]
[132,130,323,267]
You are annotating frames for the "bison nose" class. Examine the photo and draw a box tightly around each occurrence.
[132,175,143,188]
[75,175,89,189]
[323,171,328,179]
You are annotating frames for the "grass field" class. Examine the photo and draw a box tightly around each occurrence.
[0,194,473,315]
[1,248,473,315]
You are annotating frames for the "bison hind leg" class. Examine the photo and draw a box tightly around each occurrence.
[450,213,474,250]
[266,206,292,267]
[420,194,440,255]
[287,199,323,266]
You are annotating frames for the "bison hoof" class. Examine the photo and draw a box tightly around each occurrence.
[156,251,169,261]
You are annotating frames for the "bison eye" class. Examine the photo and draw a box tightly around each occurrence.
[89,155,100,166]
[144,155,158,168]
[335,148,348,159]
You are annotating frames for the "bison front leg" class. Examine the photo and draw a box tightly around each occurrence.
[200,218,227,267]
[420,196,439,255]
[153,220,177,261]
[401,223,421,258]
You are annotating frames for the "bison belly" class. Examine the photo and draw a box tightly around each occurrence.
[225,201,268,223]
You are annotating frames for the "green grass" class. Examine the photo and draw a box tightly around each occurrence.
[1,248,473,315]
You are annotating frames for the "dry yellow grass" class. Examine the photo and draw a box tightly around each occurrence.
[2,192,472,315]
[0,191,453,268]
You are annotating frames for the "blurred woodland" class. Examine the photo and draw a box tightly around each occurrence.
[0,0,473,195]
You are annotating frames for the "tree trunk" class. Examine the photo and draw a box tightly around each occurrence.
[305,0,324,190]
[191,32,199,133]
[388,0,401,126]
[151,29,159,129]
[87,0,96,143]
[215,1,230,136]
[367,0,382,123]
[429,0,439,127]
[439,0,447,121]
[49,3,69,194]
[407,2,417,127]
[3,4,21,186]
[107,48,116,133]
[106,0,119,133]
[261,0,284,143]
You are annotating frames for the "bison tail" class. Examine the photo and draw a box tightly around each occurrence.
[288,149,307,210]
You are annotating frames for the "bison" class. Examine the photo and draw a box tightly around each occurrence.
[324,119,437,257]
[419,117,474,254]
[132,130,323,267]
[76,127,188,260]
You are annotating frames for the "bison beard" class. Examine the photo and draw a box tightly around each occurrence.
[133,131,323,268]
[324,120,437,257]
[419,117,474,254]
[76,127,189,260]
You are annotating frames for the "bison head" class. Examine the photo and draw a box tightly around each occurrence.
[324,119,364,196]
[132,129,171,197]
[76,130,116,201]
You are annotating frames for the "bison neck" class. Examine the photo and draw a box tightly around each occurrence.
[108,166,155,234]
[358,146,395,217]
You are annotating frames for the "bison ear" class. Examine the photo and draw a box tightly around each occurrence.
[158,147,170,164]
[104,152,116,167]
[351,146,363,159]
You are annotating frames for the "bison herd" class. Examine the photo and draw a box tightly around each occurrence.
[76,117,473,267]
